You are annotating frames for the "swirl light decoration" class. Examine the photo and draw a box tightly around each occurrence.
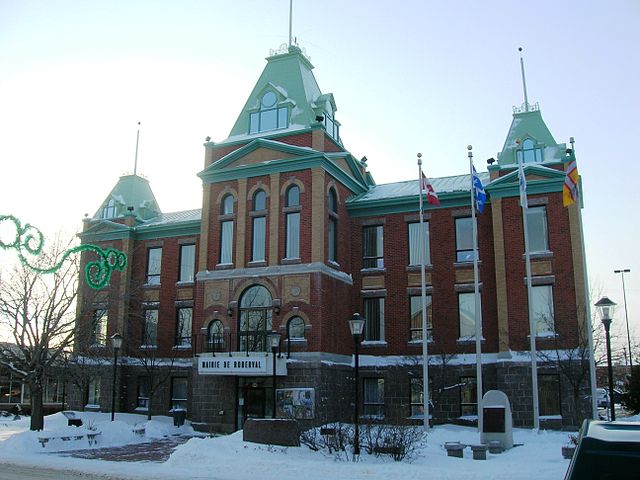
[0,215,127,290]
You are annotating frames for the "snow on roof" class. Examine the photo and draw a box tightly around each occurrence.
[140,209,201,227]
[350,171,490,203]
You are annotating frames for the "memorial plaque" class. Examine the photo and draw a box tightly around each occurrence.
[483,407,506,433]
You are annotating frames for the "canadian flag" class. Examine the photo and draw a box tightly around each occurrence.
[421,172,440,206]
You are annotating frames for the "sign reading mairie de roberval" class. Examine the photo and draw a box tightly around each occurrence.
[198,353,286,376]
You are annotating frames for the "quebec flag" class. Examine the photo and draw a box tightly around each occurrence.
[471,165,487,213]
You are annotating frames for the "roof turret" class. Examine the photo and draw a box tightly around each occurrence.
[93,174,161,222]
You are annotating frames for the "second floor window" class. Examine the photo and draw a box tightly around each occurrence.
[146,247,162,285]
[409,295,432,341]
[458,292,481,339]
[143,308,158,347]
[220,194,235,264]
[363,297,384,341]
[531,285,554,335]
[175,307,193,347]
[363,225,384,268]
[179,244,195,282]
[408,222,430,266]
[91,309,108,346]
[455,217,474,263]
[328,189,338,263]
[526,206,549,253]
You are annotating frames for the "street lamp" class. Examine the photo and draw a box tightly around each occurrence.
[110,333,124,422]
[348,313,365,460]
[267,331,281,419]
[614,269,632,369]
[595,297,617,421]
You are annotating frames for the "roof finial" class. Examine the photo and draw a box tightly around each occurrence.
[133,121,141,176]
[288,0,293,47]
[518,47,530,112]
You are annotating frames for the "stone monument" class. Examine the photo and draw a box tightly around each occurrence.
[480,390,513,450]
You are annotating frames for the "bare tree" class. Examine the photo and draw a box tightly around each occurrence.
[0,236,79,430]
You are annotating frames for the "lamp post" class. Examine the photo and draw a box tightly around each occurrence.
[267,331,281,419]
[110,333,124,422]
[614,269,632,369]
[348,313,365,460]
[595,297,617,421]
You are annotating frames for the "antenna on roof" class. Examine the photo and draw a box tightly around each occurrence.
[518,47,530,112]
[133,121,141,176]
[288,0,293,47]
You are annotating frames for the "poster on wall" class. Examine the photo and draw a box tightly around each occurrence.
[276,388,314,419]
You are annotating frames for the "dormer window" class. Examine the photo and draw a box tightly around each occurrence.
[517,138,543,164]
[102,199,117,219]
[323,112,340,142]
[249,91,288,134]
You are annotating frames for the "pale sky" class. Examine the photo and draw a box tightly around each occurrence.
[1,0,638,353]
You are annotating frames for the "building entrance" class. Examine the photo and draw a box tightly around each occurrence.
[237,378,270,430]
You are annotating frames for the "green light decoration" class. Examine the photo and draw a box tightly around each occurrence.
[0,215,127,290]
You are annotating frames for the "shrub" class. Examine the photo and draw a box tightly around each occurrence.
[622,365,640,414]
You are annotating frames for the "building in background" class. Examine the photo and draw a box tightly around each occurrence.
[71,44,590,431]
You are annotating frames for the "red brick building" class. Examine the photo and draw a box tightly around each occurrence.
[72,45,591,431]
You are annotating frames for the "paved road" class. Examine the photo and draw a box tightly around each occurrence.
[0,463,131,480]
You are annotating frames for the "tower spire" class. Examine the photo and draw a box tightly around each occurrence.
[133,121,141,176]
[518,47,530,112]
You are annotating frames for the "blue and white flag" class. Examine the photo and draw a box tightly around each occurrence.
[471,165,486,213]
[518,161,528,208]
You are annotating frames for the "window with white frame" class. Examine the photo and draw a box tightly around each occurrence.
[531,285,555,335]
[251,190,267,262]
[91,309,108,346]
[458,292,481,339]
[517,138,543,164]
[328,189,338,263]
[363,297,384,341]
[526,206,549,253]
[249,91,288,134]
[102,198,117,219]
[175,307,192,347]
[408,222,430,266]
[220,194,235,265]
[455,217,475,262]
[362,225,384,268]
[287,316,305,340]
[143,308,158,346]
[409,295,432,341]
[285,185,301,259]
[146,247,162,285]
[179,244,195,282]
[363,378,384,417]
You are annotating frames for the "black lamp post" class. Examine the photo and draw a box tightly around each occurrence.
[595,297,617,421]
[348,313,365,460]
[110,333,124,422]
[267,331,281,419]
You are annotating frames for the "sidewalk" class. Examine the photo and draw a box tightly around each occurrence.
[58,435,193,462]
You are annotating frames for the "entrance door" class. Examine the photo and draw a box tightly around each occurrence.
[243,385,266,422]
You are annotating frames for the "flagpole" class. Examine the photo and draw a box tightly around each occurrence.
[568,139,597,419]
[468,146,484,433]
[134,121,141,176]
[518,150,540,430]
[417,153,430,432]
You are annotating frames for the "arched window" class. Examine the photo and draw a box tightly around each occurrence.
[251,190,267,262]
[239,285,273,352]
[517,138,543,164]
[207,320,225,351]
[284,185,301,259]
[220,194,235,264]
[327,189,338,263]
[287,316,305,340]
[248,91,289,134]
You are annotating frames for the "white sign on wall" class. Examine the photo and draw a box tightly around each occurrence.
[198,354,286,376]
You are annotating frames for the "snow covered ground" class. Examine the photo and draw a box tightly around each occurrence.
[2,411,633,480]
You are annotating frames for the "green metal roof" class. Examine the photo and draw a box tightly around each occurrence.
[93,174,161,222]
[224,45,338,144]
